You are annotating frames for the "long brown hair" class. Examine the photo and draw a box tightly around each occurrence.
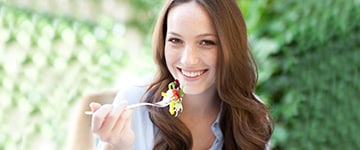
[145,0,274,149]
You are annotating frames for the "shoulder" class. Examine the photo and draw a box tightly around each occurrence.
[112,80,151,105]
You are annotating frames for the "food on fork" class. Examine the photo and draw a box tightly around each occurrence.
[85,80,184,116]
[161,79,184,117]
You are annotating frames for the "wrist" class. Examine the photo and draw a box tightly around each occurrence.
[103,143,132,150]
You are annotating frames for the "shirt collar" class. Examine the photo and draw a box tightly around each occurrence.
[210,102,224,149]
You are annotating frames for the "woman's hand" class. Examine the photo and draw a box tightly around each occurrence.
[90,101,135,150]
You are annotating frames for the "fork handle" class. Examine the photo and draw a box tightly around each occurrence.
[84,102,160,115]
[126,102,159,109]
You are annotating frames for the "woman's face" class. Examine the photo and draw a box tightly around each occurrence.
[165,1,218,95]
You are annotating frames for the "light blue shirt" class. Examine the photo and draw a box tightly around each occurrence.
[97,84,224,150]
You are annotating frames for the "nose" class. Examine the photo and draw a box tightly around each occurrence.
[180,45,199,65]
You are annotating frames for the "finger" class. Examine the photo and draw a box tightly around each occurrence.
[114,108,134,134]
[90,102,102,112]
[100,101,128,133]
[91,104,113,132]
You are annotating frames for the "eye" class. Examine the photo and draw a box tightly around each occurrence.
[168,38,183,44]
[200,40,216,46]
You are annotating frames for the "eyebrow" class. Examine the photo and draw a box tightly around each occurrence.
[167,31,217,38]
[167,32,182,37]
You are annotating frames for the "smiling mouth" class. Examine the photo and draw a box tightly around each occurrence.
[179,68,207,78]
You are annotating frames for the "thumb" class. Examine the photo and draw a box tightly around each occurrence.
[89,102,102,112]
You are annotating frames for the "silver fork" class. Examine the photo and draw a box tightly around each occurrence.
[84,101,169,115]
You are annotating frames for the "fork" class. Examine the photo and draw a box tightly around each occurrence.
[84,101,169,115]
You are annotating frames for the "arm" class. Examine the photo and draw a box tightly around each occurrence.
[93,84,150,150]
[90,102,135,150]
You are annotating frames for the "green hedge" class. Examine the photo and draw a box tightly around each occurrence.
[0,3,130,149]
[249,0,360,149]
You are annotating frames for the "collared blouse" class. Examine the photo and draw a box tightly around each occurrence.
[96,84,223,150]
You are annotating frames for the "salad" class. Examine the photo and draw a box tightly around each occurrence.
[161,79,184,117]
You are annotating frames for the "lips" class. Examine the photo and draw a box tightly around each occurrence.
[179,69,207,78]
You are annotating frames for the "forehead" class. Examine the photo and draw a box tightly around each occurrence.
[167,1,216,34]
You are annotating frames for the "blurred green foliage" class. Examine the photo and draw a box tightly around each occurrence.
[0,2,132,150]
[246,0,360,149]
[1,0,359,150]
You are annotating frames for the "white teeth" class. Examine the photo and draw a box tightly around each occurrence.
[181,70,204,77]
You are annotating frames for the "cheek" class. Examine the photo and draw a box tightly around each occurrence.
[164,47,171,64]
[164,47,175,69]
[208,51,218,68]
[164,46,179,64]
[212,54,218,66]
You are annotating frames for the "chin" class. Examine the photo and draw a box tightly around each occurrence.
[183,86,204,95]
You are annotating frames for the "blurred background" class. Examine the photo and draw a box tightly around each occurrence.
[0,0,359,150]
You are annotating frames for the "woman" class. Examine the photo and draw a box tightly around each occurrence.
[90,0,274,149]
